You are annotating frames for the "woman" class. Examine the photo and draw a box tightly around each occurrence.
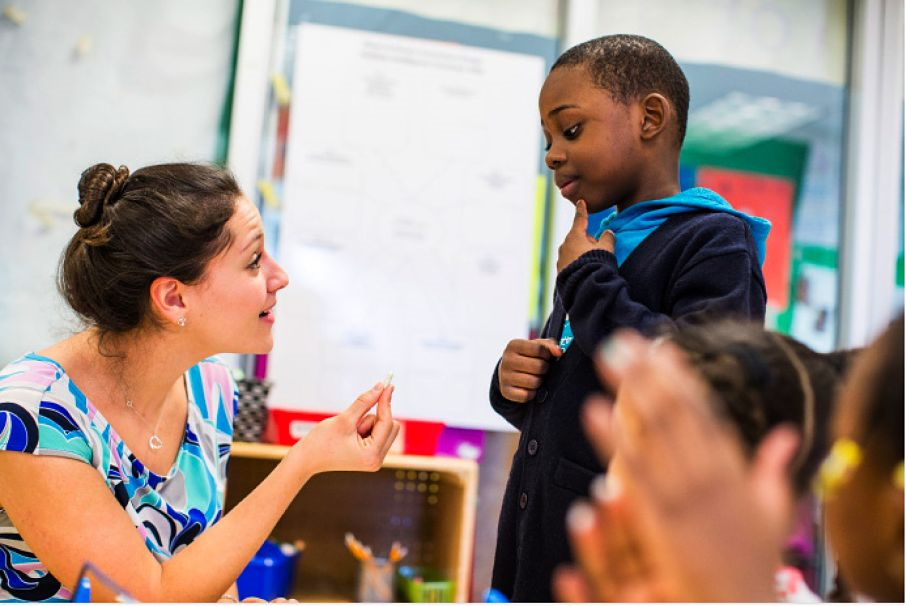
[0,162,400,602]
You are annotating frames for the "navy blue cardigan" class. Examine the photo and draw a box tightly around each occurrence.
[489,210,767,602]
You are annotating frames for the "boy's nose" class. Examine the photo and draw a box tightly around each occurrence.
[545,148,565,170]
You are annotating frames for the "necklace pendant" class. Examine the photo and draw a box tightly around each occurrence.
[149,434,164,450]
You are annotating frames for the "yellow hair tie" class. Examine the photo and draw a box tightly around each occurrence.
[815,438,863,499]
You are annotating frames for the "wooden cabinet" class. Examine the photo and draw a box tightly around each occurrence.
[225,442,478,602]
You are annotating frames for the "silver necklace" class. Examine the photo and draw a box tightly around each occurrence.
[124,398,164,450]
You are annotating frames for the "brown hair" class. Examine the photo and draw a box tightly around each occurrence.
[666,321,851,494]
[851,314,904,471]
[58,162,241,336]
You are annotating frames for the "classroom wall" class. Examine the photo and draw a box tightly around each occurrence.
[0,0,239,364]
[321,0,560,37]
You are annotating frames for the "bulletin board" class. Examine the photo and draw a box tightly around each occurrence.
[256,1,557,430]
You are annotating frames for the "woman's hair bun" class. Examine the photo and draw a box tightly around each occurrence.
[75,163,130,228]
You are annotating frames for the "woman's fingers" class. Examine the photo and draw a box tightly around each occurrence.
[345,379,392,420]
[367,385,395,447]
[379,421,402,460]
[357,414,377,437]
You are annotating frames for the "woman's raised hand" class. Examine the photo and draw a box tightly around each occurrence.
[300,381,400,474]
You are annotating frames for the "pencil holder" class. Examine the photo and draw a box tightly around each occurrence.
[235,378,271,443]
[356,557,395,602]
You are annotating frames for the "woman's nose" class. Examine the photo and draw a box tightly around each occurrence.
[267,259,290,292]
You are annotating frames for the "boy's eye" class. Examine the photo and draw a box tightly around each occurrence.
[544,138,552,151]
[248,252,262,270]
[563,124,581,139]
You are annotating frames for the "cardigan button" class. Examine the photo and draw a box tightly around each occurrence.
[536,389,549,403]
[519,491,528,509]
[527,439,539,456]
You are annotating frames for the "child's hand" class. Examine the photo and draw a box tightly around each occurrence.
[557,200,616,273]
[568,331,796,602]
[300,382,401,473]
[498,338,562,402]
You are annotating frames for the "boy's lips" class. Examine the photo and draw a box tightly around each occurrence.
[557,177,579,199]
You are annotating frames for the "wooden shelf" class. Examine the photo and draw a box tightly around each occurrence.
[226,442,478,602]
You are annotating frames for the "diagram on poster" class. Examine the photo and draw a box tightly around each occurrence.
[268,23,546,430]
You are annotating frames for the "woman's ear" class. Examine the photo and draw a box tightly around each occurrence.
[149,276,187,328]
[639,93,670,141]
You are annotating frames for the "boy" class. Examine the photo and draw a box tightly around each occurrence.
[489,34,770,601]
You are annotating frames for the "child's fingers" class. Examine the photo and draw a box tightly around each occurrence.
[581,395,617,461]
[504,354,551,376]
[565,500,613,597]
[502,371,545,391]
[536,338,563,358]
[598,230,615,253]
[500,385,536,402]
[552,565,592,603]
[508,339,559,361]
[612,337,714,445]
[588,474,647,597]
[595,330,649,391]
[571,199,589,233]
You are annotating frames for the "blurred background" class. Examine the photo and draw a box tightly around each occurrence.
[1,0,902,601]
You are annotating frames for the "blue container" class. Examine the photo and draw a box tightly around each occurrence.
[237,540,302,601]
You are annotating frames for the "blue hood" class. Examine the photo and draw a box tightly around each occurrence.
[594,187,771,266]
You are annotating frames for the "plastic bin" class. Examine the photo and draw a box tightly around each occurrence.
[236,539,302,601]
[396,565,455,602]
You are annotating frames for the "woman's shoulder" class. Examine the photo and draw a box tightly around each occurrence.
[0,353,69,409]
[0,354,92,456]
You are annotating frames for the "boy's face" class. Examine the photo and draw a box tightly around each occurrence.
[539,66,644,213]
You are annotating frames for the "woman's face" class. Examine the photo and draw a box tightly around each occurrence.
[186,196,289,355]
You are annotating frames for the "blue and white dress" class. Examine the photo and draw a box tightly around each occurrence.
[0,353,237,602]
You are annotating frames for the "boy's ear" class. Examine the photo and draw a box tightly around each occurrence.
[639,93,670,141]
[149,276,188,327]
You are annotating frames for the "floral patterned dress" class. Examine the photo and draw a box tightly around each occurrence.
[0,353,237,602]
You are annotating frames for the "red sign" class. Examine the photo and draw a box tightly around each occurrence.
[697,168,794,310]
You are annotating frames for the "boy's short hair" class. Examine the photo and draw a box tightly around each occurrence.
[552,34,690,148]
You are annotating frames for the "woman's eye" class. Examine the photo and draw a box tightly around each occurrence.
[564,124,581,139]
[544,139,551,151]
[248,252,262,269]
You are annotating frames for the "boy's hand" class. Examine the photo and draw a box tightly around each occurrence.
[557,200,616,273]
[498,338,562,402]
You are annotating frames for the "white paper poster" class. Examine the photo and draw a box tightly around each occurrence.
[268,23,546,430]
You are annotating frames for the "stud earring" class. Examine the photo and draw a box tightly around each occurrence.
[177,317,186,327]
